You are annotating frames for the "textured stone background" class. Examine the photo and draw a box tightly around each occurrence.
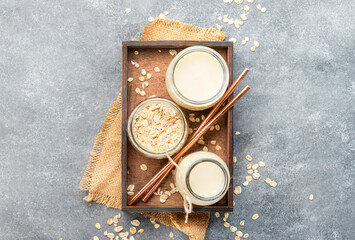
[0,0,354,239]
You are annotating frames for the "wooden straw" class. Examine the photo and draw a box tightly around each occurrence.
[141,85,250,202]
[142,68,249,202]
[128,69,250,206]
[189,68,248,141]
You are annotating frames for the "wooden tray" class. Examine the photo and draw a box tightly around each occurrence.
[121,41,234,212]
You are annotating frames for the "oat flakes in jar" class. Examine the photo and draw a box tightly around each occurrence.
[127,98,188,159]
[174,151,230,206]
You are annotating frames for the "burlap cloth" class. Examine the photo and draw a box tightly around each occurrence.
[80,19,225,240]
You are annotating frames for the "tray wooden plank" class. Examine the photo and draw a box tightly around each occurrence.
[121,41,234,212]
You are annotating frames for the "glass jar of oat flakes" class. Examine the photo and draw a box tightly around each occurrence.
[127,98,189,159]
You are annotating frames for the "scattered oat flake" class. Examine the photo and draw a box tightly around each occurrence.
[127,184,135,192]
[215,124,220,131]
[258,161,265,167]
[244,233,249,238]
[129,236,135,240]
[169,49,178,56]
[140,164,147,171]
[141,69,146,75]
[159,13,166,18]
[241,40,246,45]
[243,181,249,186]
[261,7,266,12]
[131,60,135,65]
[245,37,249,41]
[250,46,256,52]
[247,169,253,174]
[125,8,131,14]
[142,82,148,89]
[114,226,123,232]
[234,186,242,194]
[240,14,247,20]
[127,77,133,82]
[130,227,137,234]
[163,11,169,15]
[203,146,208,152]
[95,223,101,229]
[233,156,237,163]
[154,223,160,228]
[270,180,278,187]
[173,7,177,10]
[236,230,243,237]
[216,145,222,151]
[233,200,235,206]
[138,76,145,81]
[215,212,220,218]
[148,17,155,22]
[107,218,113,225]
[229,37,237,43]
[309,194,314,200]
[244,5,250,11]
[138,229,144,234]
[210,126,214,131]
[240,220,245,226]
[224,222,231,227]
[154,67,160,72]
[245,155,252,161]
[146,73,152,79]
[256,4,262,10]
[107,233,115,239]
[230,226,238,232]
[254,41,260,47]
[224,212,229,219]
[169,231,174,238]
[252,172,260,180]
[235,237,241,240]
[131,219,140,226]
[135,63,139,68]
[252,213,259,220]
[247,0,254,2]
[210,140,216,145]
[127,191,134,195]
[252,164,259,170]
[246,164,252,169]
[134,51,139,55]
[245,175,252,181]
[135,88,141,95]
[104,231,108,236]
[93,236,99,240]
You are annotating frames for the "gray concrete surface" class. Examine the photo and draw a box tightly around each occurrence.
[0,0,354,239]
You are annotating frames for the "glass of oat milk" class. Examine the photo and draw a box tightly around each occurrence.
[166,46,229,111]
[174,151,230,206]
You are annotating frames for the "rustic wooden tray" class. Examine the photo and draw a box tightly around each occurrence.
[121,41,234,212]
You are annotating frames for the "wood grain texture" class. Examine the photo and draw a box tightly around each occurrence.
[121,41,233,212]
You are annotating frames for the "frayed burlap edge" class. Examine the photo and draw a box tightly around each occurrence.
[79,91,122,209]
[140,18,225,41]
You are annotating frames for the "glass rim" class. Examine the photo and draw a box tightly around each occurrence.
[167,46,229,106]
[185,158,229,201]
